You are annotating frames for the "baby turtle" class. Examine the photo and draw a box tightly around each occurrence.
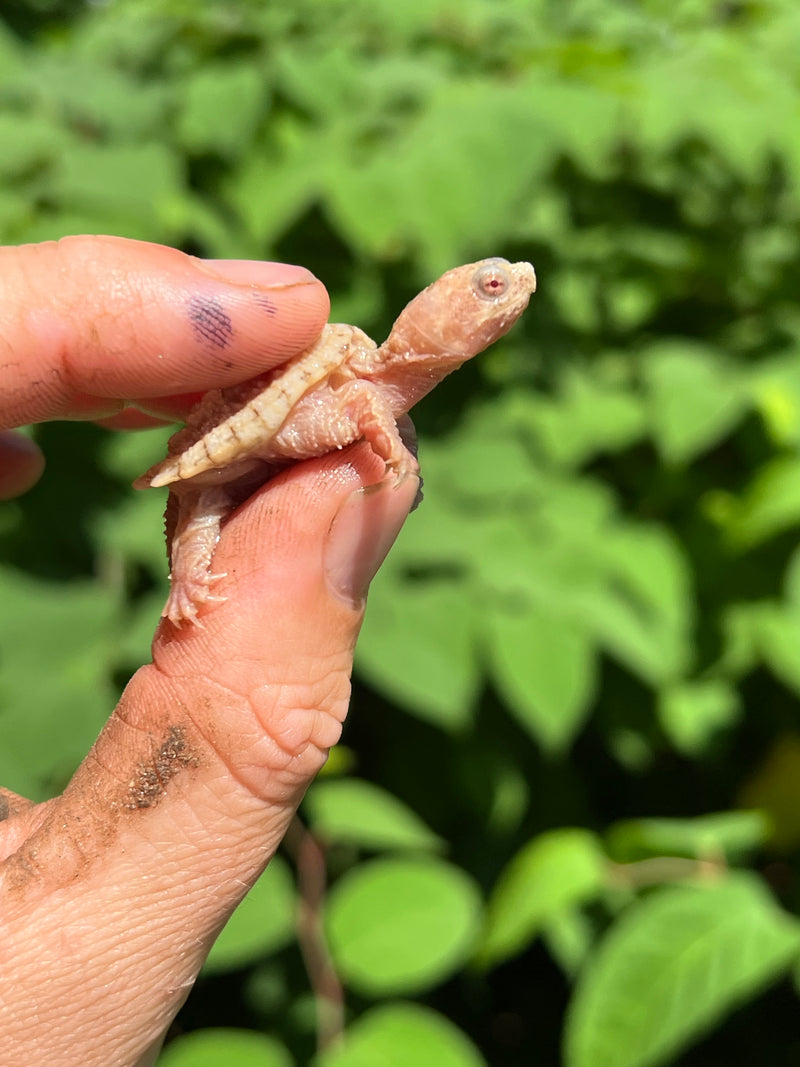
[136,257,536,625]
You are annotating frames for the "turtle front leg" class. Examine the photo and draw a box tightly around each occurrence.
[323,380,419,478]
[272,380,419,477]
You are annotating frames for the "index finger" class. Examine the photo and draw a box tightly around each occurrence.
[0,236,330,429]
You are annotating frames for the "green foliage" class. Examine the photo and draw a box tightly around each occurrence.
[325,857,482,995]
[159,1028,293,1067]
[202,857,296,975]
[564,874,800,1067]
[606,811,770,864]
[315,1002,487,1067]
[477,829,607,968]
[5,0,800,1064]
[0,565,118,798]
[304,778,444,852]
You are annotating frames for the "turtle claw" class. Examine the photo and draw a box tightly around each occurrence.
[162,572,228,627]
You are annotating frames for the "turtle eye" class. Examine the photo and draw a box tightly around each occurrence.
[472,260,512,301]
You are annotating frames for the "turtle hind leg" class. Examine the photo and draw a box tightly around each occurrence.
[162,487,233,626]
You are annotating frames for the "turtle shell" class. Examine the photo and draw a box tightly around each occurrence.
[134,323,375,489]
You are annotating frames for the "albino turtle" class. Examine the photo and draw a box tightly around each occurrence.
[136,257,536,625]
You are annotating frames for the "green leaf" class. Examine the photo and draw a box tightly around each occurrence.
[223,136,324,248]
[633,46,796,178]
[725,456,800,550]
[48,142,184,228]
[97,424,174,577]
[158,1029,293,1067]
[525,368,646,468]
[520,77,619,176]
[0,114,68,179]
[95,487,173,578]
[325,857,482,995]
[782,544,800,604]
[0,566,117,799]
[16,55,169,139]
[304,778,443,852]
[114,592,170,667]
[642,341,752,463]
[606,277,658,331]
[203,857,296,974]
[750,602,800,699]
[564,874,800,1067]
[753,353,800,449]
[543,908,597,978]
[418,422,547,506]
[548,269,601,334]
[588,526,693,685]
[487,604,597,753]
[606,812,770,864]
[316,1002,486,1067]
[657,678,741,755]
[357,574,480,731]
[0,189,32,238]
[325,79,561,269]
[453,454,692,687]
[0,19,23,71]
[478,829,606,968]
[102,425,174,483]
[178,63,267,157]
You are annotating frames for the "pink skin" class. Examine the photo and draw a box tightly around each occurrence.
[0,236,419,1066]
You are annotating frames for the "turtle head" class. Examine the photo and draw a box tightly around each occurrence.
[356,258,536,413]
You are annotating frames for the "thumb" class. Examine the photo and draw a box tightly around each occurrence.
[0,445,418,1066]
[146,445,418,805]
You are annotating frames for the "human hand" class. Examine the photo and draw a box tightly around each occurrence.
[0,237,420,1066]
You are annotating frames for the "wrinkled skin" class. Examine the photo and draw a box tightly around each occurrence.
[0,236,418,1066]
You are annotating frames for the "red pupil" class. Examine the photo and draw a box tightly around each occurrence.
[474,265,508,297]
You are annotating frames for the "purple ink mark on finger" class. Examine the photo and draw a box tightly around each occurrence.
[189,296,234,349]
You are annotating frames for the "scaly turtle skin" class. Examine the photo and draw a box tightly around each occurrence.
[136,257,536,625]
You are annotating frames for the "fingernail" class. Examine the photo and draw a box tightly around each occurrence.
[194,259,320,288]
[395,414,418,459]
[325,474,420,607]
[395,416,424,511]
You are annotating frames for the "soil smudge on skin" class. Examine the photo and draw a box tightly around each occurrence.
[125,724,200,810]
[0,788,34,822]
[2,726,202,896]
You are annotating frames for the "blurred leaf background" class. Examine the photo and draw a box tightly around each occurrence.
[4,0,800,1063]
